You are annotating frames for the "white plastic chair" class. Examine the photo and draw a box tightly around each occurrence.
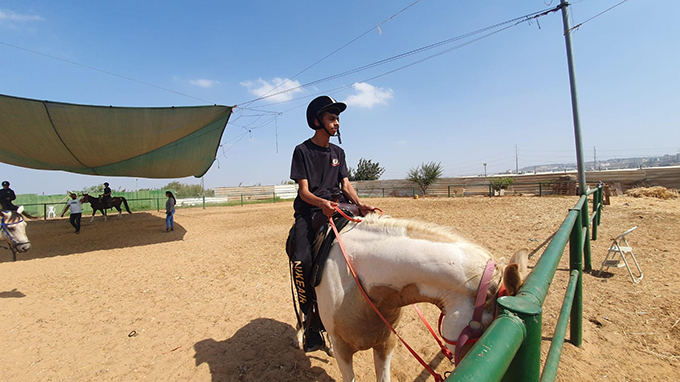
[47,205,57,218]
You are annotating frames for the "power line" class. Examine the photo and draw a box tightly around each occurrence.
[567,0,630,33]
[239,4,565,107]
[260,0,424,98]
[0,40,214,104]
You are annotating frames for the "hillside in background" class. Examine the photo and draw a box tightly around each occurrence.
[519,153,680,174]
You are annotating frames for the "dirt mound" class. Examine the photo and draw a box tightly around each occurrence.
[625,186,679,199]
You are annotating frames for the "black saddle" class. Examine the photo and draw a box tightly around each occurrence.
[285,203,363,287]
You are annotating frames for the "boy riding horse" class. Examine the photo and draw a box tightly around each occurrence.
[288,96,374,352]
[101,182,112,208]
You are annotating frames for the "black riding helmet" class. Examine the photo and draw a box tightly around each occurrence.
[306,95,347,143]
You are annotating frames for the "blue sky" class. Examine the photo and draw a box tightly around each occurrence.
[1,0,678,195]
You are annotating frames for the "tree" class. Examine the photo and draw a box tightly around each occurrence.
[348,158,385,181]
[406,161,443,195]
[488,177,514,195]
[161,181,214,198]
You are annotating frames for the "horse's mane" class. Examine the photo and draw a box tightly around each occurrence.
[3,210,33,221]
[357,213,467,244]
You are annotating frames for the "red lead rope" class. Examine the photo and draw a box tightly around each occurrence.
[329,208,446,382]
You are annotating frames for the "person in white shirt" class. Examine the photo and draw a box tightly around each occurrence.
[61,193,84,234]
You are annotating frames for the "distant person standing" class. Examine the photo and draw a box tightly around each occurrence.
[0,180,18,211]
[61,193,84,234]
[165,191,176,232]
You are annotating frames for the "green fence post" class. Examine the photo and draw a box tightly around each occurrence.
[591,190,599,241]
[43,204,47,220]
[382,188,385,198]
[569,207,584,346]
[581,199,592,272]
[240,194,243,206]
[156,198,159,212]
[498,297,543,382]
[539,182,543,197]
[448,185,451,198]
[597,185,603,226]
[273,191,276,203]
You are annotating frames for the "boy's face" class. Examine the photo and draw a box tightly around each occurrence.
[70,194,77,199]
[317,112,340,135]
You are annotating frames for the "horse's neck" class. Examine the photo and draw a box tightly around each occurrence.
[340,223,490,311]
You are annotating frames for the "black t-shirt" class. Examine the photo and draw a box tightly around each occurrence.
[103,187,111,196]
[290,139,349,215]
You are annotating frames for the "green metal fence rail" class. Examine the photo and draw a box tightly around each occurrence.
[354,180,578,198]
[447,184,603,382]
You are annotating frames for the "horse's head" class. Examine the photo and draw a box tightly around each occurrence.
[440,249,528,364]
[1,206,31,253]
[82,194,90,202]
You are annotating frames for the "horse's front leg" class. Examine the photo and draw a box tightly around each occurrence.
[90,210,96,222]
[373,333,397,382]
[329,334,357,382]
[117,207,122,218]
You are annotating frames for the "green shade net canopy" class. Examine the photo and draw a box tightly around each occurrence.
[0,93,232,178]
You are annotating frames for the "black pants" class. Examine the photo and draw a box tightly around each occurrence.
[69,213,81,232]
[291,212,318,315]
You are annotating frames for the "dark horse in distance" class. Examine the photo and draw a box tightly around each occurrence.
[82,194,132,222]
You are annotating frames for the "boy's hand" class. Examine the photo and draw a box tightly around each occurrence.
[358,203,375,216]
[320,199,338,217]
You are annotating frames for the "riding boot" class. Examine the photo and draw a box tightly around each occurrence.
[303,301,325,352]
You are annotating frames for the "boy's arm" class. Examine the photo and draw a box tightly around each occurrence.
[341,178,374,215]
[61,204,69,217]
[297,179,337,217]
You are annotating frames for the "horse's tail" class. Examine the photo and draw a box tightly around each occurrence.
[122,197,132,214]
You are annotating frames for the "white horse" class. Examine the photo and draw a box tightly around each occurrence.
[298,213,528,382]
[1,206,32,261]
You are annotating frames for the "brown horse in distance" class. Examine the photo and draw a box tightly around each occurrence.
[82,194,132,222]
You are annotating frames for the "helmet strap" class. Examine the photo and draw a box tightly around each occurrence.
[316,114,342,144]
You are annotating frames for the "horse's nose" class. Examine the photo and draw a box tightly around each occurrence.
[16,243,31,252]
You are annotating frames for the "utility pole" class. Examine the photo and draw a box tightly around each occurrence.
[483,163,487,177]
[594,146,597,171]
[560,0,587,196]
[515,145,519,174]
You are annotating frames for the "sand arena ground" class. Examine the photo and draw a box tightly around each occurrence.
[1,195,678,381]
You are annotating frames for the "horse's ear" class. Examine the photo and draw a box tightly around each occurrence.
[17,205,24,214]
[509,249,528,278]
[503,249,529,296]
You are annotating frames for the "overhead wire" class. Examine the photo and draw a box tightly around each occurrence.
[238,4,566,107]
[258,0,424,99]
[0,41,214,104]
[567,0,630,33]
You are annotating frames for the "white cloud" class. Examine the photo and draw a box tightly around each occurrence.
[189,79,220,88]
[0,9,44,22]
[343,82,393,108]
[240,77,303,103]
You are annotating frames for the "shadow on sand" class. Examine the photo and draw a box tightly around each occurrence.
[194,318,334,382]
[1,212,185,262]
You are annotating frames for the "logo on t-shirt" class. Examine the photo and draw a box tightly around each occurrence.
[331,158,340,167]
